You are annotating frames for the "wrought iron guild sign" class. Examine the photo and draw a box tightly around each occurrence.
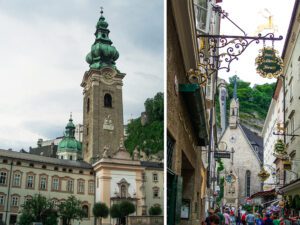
[255,47,283,78]
[189,3,283,86]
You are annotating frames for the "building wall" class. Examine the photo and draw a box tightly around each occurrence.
[167,1,205,224]
[262,85,284,189]
[283,26,300,183]
[220,126,262,204]
[0,158,94,225]
[143,168,164,214]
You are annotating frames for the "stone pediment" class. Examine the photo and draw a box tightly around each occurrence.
[112,148,131,160]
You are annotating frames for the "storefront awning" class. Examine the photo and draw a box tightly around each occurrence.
[279,178,300,193]
[250,188,276,199]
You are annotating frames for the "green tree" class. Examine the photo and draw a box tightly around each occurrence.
[110,204,122,225]
[18,194,58,225]
[110,201,135,225]
[58,195,85,225]
[148,205,162,215]
[144,92,164,122]
[125,92,164,155]
[93,202,109,225]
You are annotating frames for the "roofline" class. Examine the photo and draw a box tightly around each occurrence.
[239,124,263,164]
[0,150,92,169]
[281,0,300,60]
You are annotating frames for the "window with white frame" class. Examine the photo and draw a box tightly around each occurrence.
[0,171,7,185]
[67,179,73,192]
[52,178,59,191]
[78,180,85,193]
[0,195,5,205]
[88,181,94,194]
[11,196,19,207]
[13,173,21,187]
[40,176,47,190]
[194,0,211,33]
[27,175,34,188]
[289,79,293,101]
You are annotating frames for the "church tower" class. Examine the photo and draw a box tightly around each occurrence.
[57,115,82,161]
[81,9,125,163]
[229,75,239,129]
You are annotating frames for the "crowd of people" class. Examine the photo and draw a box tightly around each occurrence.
[204,206,300,225]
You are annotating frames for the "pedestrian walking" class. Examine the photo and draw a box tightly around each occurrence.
[255,214,263,225]
[273,214,280,225]
[264,213,274,225]
[215,208,225,225]
[224,209,231,225]
[206,208,215,225]
[246,210,255,225]
[210,215,221,225]
[242,211,248,225]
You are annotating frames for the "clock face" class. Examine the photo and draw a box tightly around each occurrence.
[225,174,236,183]
[229,135,237,143]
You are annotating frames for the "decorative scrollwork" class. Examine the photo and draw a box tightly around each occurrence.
[197,33,283,83]
[186,68,207,87]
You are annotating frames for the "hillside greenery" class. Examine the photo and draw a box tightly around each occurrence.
[125,92,163,155]
[216,76,275,130]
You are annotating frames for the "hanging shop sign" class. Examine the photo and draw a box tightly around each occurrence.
[283,160,292,170]
[255,47,283,79]
[214,151,231,159]
[257,167,271,182]
[273,139,289,159]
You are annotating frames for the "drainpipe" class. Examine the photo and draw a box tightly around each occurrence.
[4,160,13,225]
[282,75,286,186]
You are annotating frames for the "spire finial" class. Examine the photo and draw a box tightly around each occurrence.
[100,6,104,16]
[233,74,238,100]
[70,112,72,120]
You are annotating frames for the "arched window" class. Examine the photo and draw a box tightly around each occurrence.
[87,98,90,113]
[104,94,112,108]
[121,184,127,198]
[82,205,89,218]
[245,170,251,197]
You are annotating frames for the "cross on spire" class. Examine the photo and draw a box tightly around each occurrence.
[100,6,104,16]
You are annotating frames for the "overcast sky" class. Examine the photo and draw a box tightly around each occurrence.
[218,0,294,85]
[0,0,163,150]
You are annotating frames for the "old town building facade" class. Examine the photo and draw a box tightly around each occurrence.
[0,10,163,225]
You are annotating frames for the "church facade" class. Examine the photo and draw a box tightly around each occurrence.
[218,77,263,208]
[0,10,163,225]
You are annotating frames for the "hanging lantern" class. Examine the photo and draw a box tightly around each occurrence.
[255,47,283,79]
[257,167,271,182]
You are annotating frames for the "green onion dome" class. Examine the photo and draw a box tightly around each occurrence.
[58,116,82,153]
[86,9,119,70]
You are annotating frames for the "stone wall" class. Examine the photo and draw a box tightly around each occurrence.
[128,216,163,225]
